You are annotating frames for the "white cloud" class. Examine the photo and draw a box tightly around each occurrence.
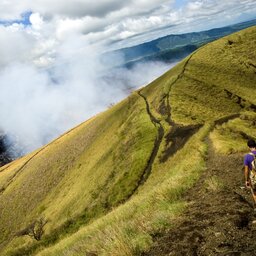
[31,0,129,18]
[0,25,35,67]
[0,0,130,20]
[0,0,256,156]
[29,12,44,30]
[0,33,172,155]
[1,0,256,48]
[0,1,28,20]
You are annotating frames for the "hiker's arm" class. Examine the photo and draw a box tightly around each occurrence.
[245,165,250,187]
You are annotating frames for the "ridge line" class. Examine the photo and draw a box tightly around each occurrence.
[126,91,164,198]
[165,51,197,125]
[0,118,92,195]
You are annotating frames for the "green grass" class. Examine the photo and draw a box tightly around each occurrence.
[33,124,210,256]
[0,92,157,255]
[1,26,256,255]
[170,26,256,125]
[204,176,224,192]
[210,111,256,154]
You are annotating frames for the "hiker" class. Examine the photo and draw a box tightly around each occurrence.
[244,139,256,207]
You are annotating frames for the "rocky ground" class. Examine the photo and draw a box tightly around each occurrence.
[143,140,256,256]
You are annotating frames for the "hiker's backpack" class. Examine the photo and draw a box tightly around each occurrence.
[249,153,256,171]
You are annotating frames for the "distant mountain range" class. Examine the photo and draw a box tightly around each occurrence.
[106,18,256,68]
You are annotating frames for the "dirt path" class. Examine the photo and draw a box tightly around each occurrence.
[128,90,164,196]
[142,140,256,256]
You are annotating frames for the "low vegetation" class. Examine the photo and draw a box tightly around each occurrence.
[210,111,256,154]
[0,26,256,255]
[16,217,48,242]
[204,176,224,192]
[35,123,211,256]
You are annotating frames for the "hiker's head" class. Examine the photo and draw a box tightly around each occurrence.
[247,139,256,149]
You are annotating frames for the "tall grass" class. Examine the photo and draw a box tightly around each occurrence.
[0,93,157,254]
[33,124,210,256]
[210,111,256,154]
[1,26,256,255]
[171,26,256,125]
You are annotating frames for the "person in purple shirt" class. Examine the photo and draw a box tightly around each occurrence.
[244,139,256,207]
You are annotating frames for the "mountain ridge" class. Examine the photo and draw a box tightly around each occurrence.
[0,25,256,255]
[106,18,256,68]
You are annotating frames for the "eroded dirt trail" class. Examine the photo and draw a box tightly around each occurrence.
[143,140,256,256]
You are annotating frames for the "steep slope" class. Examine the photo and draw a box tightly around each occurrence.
[143,140,256,256]
[0,94,157,254]
[143,113,256,255]
[107,18,256,67]
[0,26,255,256]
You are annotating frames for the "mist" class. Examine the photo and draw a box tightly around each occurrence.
[0,36,175,157]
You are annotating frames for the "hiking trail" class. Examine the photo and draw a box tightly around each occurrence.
[129,90,164,197]
[143,139,256,256]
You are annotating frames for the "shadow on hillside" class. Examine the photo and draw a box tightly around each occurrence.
[160,124,202,163]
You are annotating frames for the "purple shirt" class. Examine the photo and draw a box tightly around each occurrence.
[244,150,256,170]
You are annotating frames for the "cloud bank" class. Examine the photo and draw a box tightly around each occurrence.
[0,30,172,156]
[0,0,256,156]
[1,1,256,48]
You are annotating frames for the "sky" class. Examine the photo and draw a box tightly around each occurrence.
[0,0,256,52]
[0,0,256,156]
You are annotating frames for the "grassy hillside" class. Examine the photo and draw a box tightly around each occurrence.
[106,18,256,67]
[0,26,256,256]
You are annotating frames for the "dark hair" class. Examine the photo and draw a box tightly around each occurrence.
[247,139,256,148]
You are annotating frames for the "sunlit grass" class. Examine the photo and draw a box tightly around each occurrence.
[171,27,256,125]
[204,176,224,192]
[0,93,157,255]
[34,124,210,256]
[1,26,256,256]
[210,111,256,154]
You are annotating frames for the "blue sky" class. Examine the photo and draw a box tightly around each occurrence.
[0,11,32,26]
[174,0,188,8]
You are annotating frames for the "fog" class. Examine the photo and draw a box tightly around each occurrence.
[0,36,175,157]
